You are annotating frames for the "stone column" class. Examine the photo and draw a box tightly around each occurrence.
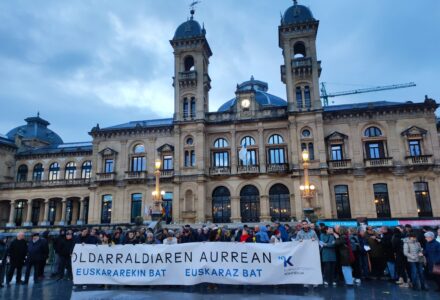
[260,195,271,222]
[40,200,50,226]
[230,196,241,223]
[6,201,15,227]
[58,198,66,225]
[23,199,33,226]
[77,198,85,225]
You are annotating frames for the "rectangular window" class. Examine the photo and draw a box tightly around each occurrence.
[296,87,303,109]
[304,86,311,109]
[269,148,286,164]
[414,182,433,217]
[213,152,229,167]
[183,99,189,119]
[131,156,146,172]
[190,98,196,118]
[163,156,173,170]
[105,159,114,173]
[366,142,384,159]
[373,183,391,218]
[335,185,351,219]
[48,200,56,225]
[409,140,421,157]
[240,149,257,165]
[191,150,196,166]
[101,195,112,224]
[331,145,343,161]
[131,193,142,223]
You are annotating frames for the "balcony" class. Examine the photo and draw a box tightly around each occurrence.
[328,159,352,169]
[266,163,289,173]
[160,169,174,178]
[292,57,312,68]
[0,178,91,190]
[210,167,231,176]
[406,155,433,165]
[96,172,116,181]
[237,165,260,175]
[364,158,393,168]
[178,71,197,88]
[124,171,147,181]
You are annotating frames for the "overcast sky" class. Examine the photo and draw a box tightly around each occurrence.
[1,0,439,143]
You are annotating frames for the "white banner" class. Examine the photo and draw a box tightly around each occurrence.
[72,241,322,285]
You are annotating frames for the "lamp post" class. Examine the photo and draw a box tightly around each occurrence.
[300,149,316,214]
[151,158,165,221]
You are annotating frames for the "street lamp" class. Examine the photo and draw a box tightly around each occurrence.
[300,149,316,214]
[151,158,165,221]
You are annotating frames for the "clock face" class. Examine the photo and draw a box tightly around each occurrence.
[241,99,251,108]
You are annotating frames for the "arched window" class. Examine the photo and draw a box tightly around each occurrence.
[364,126,382,137]
[66,199,73,225]
[268,134,284,144]
[293,42,306,58]
[184,150,196,167]
[214,138,229,148]
[131,193,142,223]
[241,136,255,147]
[65,162,77,180]
[334,185,351,219]
[49,162,60,181]
[269,184,290,222]
[268,135,286,165]
[184,55,195,71]
[81,161,92,179]
[240,185,260,222]
[301,129,311,138]
[131,144,146,172]
[373,184,391,218]
[101,195,112,224]
[133,144,145,154]
[212,186,231,223]
[186,137,194,145]
[32,163,44,181]
[48,200,57,225]
[16,165,28,182]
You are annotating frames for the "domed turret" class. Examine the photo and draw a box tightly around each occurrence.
[7,114,63,147]
[281,0,315,26]
[173,9,206,40]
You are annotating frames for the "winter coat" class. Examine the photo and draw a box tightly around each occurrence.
[58,237,75,258]
[423,240,440,273]
[381,232,395,262]
[367,234,384,258]
[7,238,27,265]
[403,239,423,263]
[278,225,289,242]
[335,234,352,266]
[392,232,405,258]
[320,233,336,262]
[256,226,270,243]
[27,238,47,262]
[295,229,317,241]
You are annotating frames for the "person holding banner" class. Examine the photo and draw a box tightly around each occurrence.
[295,220,317,241]
[334,227,354,286]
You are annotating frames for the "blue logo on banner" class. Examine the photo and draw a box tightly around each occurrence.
[278,256,293,267]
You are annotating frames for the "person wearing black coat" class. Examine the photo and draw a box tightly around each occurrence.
[6,232,28,285]
[58,231,75,280]
[0,234,7,288]
[24,233,46,284]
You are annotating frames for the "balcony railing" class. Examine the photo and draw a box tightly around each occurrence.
[406,155,433,165]
[96,172,116,181]
[210,167,231,176]
[124,171,147,180]
[328,159,352,169]
[178,71,197,81]
[160,170,174,178]
[237,165,260,174]
[364,158,393,168]
[0,178,91,189]
[266,163,289,173]
[292,57,312,68]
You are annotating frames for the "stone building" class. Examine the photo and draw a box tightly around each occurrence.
[1,2,440,228]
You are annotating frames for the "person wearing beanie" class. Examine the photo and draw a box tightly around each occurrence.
[424,231,440,291]
[163,230,177,245]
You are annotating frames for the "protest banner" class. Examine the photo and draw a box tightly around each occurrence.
[72,241,322,285]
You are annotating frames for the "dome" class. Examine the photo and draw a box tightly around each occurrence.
[282,2,315,25]
[174,19,205,40]
[7,115,63,145]
[218,77,287,112]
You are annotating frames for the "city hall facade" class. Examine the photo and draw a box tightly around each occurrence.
[1,2,439,228]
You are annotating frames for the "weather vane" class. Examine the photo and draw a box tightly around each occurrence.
[189,1,201,19]
[293,0,298,5]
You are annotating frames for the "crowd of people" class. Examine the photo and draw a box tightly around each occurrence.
[0,221,439,292]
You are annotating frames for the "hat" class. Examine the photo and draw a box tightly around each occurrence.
[168,230,175,236]
[424,231,435,239]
